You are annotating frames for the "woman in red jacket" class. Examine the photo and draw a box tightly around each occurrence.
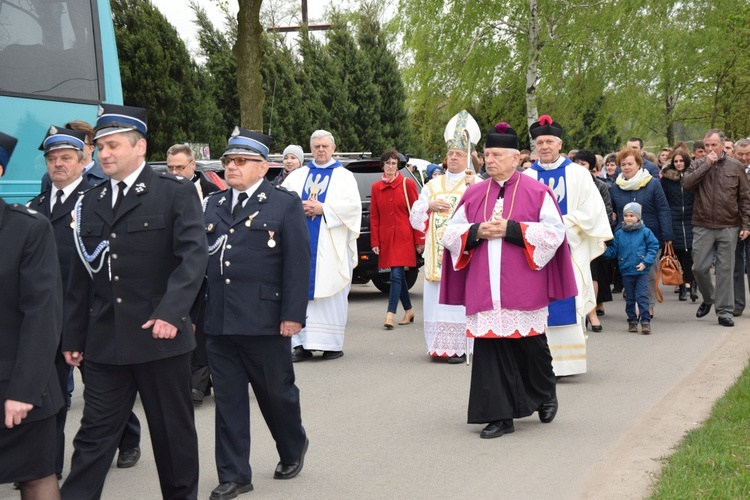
[371,150,425,329]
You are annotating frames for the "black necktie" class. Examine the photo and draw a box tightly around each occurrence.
[233,192,248,218]
[113,181,127,215]
[51,189,65,218]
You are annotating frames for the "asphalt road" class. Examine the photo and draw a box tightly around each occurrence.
[3,278,748,499]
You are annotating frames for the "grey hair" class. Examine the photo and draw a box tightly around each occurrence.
[166,143,195,161]
[704,129,726,143]
[310,130,335,149]
[736,138,750,149]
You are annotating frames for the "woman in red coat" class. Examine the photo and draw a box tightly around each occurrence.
[371,150,425,329]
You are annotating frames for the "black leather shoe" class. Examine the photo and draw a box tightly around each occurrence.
[209,482,253,499]
[321,350,343,360]
[116,447,140,468]
[447,354,466,364]
[480,420,514,439]
[292,346,313,362]
[191,388,204,407]
[274,438,309,480]
[733,309,743,317]
[696,302,712,318]
[538,397,558,423]
[719,317,735,327]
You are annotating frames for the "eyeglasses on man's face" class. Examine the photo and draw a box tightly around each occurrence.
[221,156,264,167]
[166,162,193,172]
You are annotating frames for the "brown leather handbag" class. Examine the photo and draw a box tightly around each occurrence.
[655,241,683,303]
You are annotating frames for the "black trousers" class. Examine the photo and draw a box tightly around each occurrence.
[468,336,556,423]
[191,302,212,395]
[206,335,306,485]
[61,353,198,500]
[55,355,141,475]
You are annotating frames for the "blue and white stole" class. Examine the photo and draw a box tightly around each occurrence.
[301,160,342,300]
[531,157,576,326]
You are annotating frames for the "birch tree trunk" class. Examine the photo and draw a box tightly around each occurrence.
[526,0,540,146]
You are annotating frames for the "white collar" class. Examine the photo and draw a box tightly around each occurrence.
[311,159,336,168]
[232,178,264,204]
[111,161,146,194]
[537,155,566,171]
[50,176,84,206]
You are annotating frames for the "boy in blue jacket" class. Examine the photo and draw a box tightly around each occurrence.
[604,202,660,334]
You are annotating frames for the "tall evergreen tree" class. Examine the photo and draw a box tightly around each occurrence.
[111,0,223,159]
[357,4,413,155]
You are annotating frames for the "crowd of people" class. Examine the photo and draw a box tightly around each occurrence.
[1,103,749,500]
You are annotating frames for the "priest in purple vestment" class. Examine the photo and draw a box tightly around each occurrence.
[440,122,577,439]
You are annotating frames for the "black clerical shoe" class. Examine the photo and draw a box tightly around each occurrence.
[447,354,466,364]
[696,302,712,318]
[292,346,313,362]
[480,420,514,439]
[209,482,253,500]
[719,316,735,327]
[116,447,140,468]
[274,438,309,480]
[538,397,558,423]
[321,350,343,360]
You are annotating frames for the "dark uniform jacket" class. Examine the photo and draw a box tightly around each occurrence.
[0,199,64,425]
[62,165,208,365]
[29,178,92,288]
[203,180,310,336]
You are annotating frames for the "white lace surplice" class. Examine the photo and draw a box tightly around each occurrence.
[443,190,565,338]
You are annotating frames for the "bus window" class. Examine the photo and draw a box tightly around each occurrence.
[0,0,102,102]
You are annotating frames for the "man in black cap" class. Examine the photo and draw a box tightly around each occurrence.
[202,127,310,499]
[0,131,65,498]
[29,125,143,478]
[41,119,107,193]
[440,123,576,438]
[60,104,208,499]
[523,115,612,377]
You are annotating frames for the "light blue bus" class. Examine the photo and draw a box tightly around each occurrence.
[0,0,122,202]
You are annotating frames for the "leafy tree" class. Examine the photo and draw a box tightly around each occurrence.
[111,0,223,159]
[357,3,414,154]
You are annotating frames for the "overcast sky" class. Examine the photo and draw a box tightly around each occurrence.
[150,0,329,56]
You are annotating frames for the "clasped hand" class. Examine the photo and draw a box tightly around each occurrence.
[477,219,507,240]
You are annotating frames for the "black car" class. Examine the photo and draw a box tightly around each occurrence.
[344,158,423,293]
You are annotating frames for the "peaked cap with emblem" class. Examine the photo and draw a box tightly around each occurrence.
[485,122,519,150]
[223,126,271,160]
[529,114,563,139]
[0,131,18,173]
[94,104,148,140]
[39,125,86,154]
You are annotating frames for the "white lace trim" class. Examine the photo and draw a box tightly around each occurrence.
[524,222,562,270]
[410,199,429,232]
[424,320,467,356]
[467,300,547,338]
[441,223,472,268]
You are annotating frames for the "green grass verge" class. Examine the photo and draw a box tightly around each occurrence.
[650,362,750,498]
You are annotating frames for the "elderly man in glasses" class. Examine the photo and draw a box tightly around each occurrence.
[202,127,311,499]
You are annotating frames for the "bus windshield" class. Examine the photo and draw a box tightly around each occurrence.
[0,0,102,102]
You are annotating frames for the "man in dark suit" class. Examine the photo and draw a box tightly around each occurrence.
[41,119,107,193]
[203,127,310,500]
[60,104,208,499]
[166,143,220,406]
[29,125,142,478]
[0,131,65,498]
